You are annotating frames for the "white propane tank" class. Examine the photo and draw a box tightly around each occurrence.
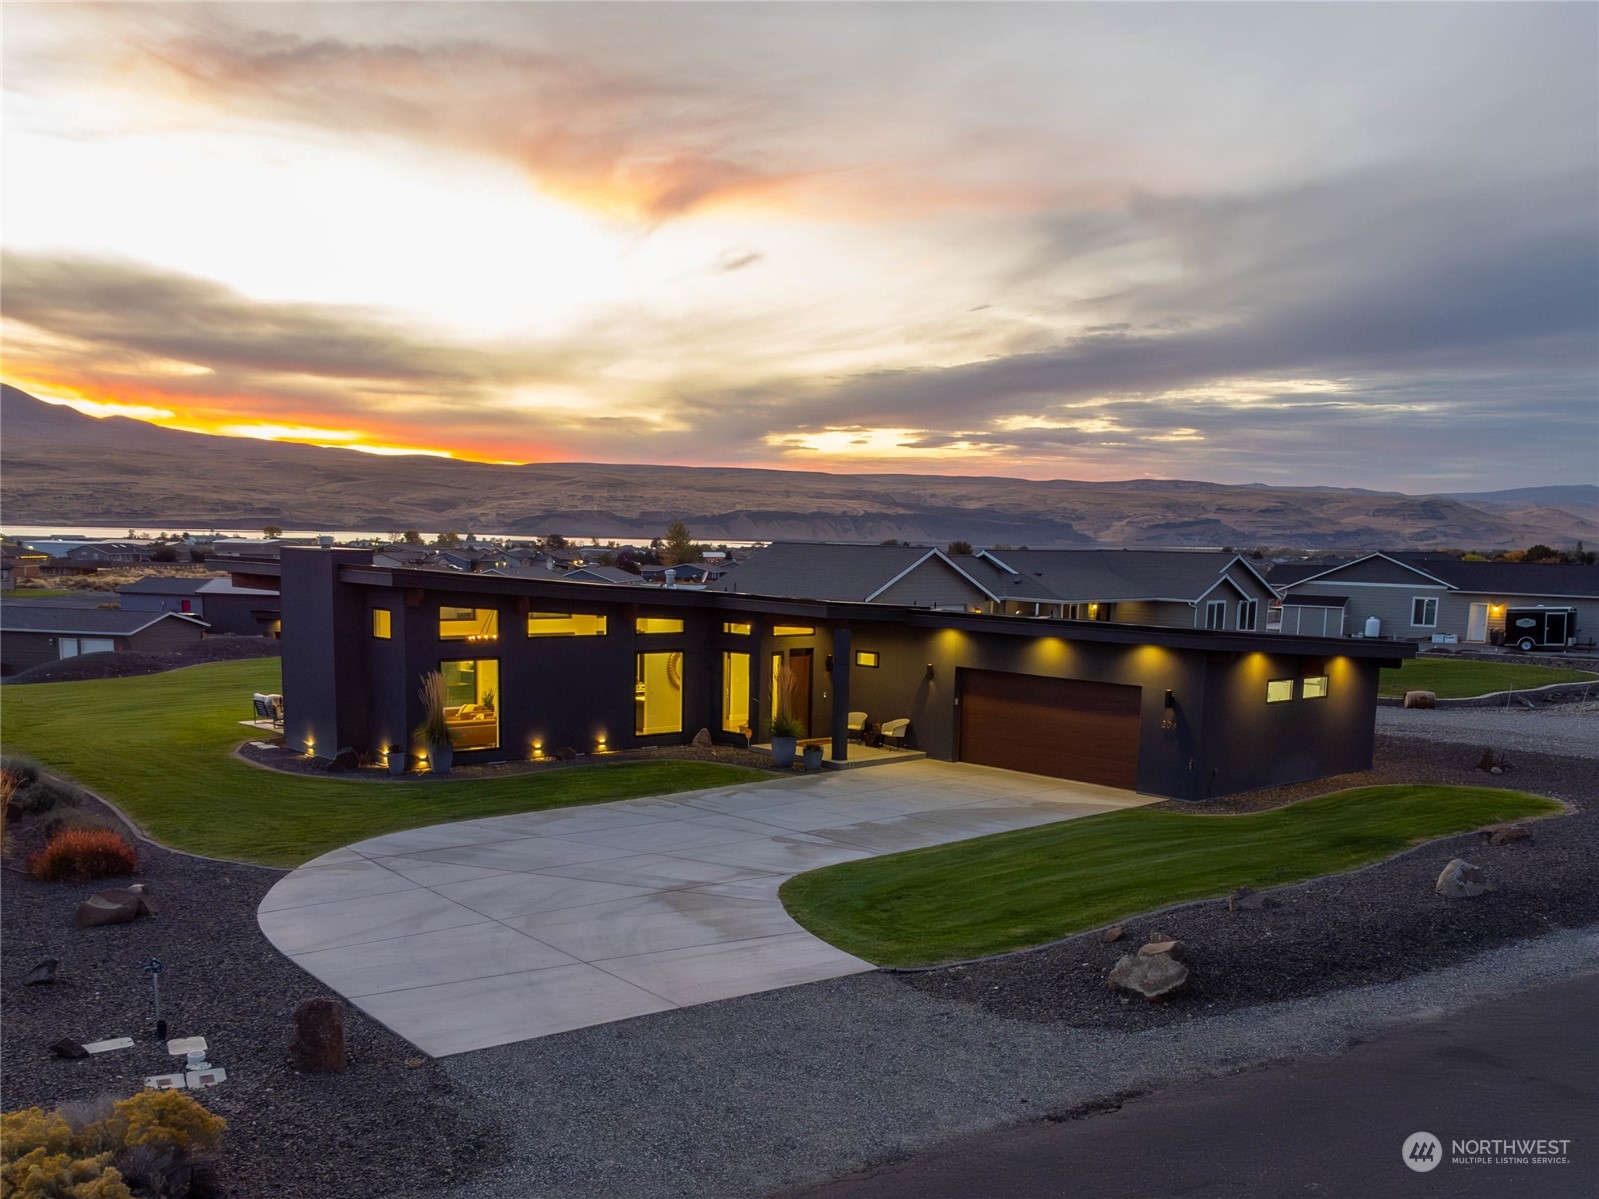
[1365,616,1381,638]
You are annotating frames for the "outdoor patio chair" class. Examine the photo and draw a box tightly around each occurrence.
[846,711,869,741]
[251,692,284,728]
[879,718,909,749]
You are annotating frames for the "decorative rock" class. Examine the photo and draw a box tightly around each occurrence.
[1139,939,1184,959]
[23,959,60,986]
[691,728,713,748]
[1482,823,1531,846]
[75,886,157,928]
[1227,886,1270,912]
[1402,690,1436,709]
[288,996,347,1073]
[1102,925,1125,943]
[49,1038,89,1059]
[1106,952,1189,1002]
[555,747,578,762]
[327,747,361,773]
[1436,858,1493,899]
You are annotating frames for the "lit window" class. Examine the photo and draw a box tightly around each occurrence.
[854,650,880,668]
[372,609,392,639]
[1266,678,1294,703]
[1411,597,1438,627]
[440,606,498,641]
[636,616,685,634]
[1302,675,1329,699]
[773,625,814,637]
[722,621,752,636]
[722,651,750,733]
[441,659,499,750]
[636,652,684,735]
[527,612,607,637]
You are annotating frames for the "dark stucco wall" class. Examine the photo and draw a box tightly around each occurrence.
[280,548,370,755]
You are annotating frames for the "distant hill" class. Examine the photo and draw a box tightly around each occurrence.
[2,383,1594,549]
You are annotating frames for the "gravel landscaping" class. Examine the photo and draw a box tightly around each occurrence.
[0,803,506,1198]
[2,636,281,686]
[236,738,785,780]
[5,708,1596,1197]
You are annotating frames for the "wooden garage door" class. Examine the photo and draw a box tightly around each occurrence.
[958,670,1141,789]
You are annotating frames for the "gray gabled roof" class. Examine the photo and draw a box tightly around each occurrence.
[117,576,212,596]
[1285,552,1599,600]
[1387,553,1599,599]
[977,549,1272,604]
[562,566,646,585]
[0,604,209,635]
[705,542,950,602]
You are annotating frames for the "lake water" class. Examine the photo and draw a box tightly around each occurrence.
[2,524,763,547]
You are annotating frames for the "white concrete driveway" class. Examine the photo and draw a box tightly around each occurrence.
[258,761,1156,1056]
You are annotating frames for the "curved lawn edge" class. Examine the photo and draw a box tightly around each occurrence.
[779,785,1565,968]
[0,658,772,866]
[1377,659,1597,699]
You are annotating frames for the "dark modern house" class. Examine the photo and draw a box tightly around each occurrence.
[0,605,209,675]
[280,548,1412,801]
[1276,554,1599,647]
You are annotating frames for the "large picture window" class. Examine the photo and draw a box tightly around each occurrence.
[527,612,607,637]
[440,606,498,641]
[1411,597,1439,627]
[722,651,751,734]
[441,659,499,750]
[635,652,684,735]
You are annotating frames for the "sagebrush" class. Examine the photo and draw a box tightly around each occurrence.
[1,1092,225,1199]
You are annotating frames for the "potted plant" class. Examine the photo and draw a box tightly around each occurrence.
[801,742,824,771]
[386,744,408,777]
[415,670,453,775]
[769,712,803,770]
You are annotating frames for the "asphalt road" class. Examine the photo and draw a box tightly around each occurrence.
[780,971,1599,1199]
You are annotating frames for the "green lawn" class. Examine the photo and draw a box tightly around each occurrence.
[1,588,76,599]
[0,659,769,867]
[780,785,1562,966]
[1378,657,1597,698]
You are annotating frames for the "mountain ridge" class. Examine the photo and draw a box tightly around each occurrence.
[2,384,1593,549]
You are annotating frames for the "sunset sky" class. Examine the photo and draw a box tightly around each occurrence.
[3,2,1596,489]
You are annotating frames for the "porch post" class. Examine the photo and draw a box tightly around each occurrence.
[830,624,852,762]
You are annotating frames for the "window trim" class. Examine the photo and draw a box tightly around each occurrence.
[1237,598,1258,632]
[1205,600,1227,630]
[1411,596,1439,628]
[1266,678,1294,703]
[1302,675,1330,699]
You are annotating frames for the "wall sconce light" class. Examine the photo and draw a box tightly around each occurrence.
[530,739,544,761]
[1162,689,1176,731]
[304,736,315,757]
[595,734,609,753]
[925,663,936,682]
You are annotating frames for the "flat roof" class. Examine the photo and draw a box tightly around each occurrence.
[333,559,1414,663]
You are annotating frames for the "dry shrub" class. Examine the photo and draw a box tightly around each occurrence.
[28,828,137,882]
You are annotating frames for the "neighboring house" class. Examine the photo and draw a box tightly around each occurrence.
[117,576,282,637]
[708,542,1278,632]
[1278,554,1599,647]
[0,605,208,675]
[706,542,995,607]
[639,563,721,584]
[1,553,48,589]
[973,549,1279,632]
[279,547,1412,801]
[432,550,511,573]
[62,541,156,566]
[561,566,646,586]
